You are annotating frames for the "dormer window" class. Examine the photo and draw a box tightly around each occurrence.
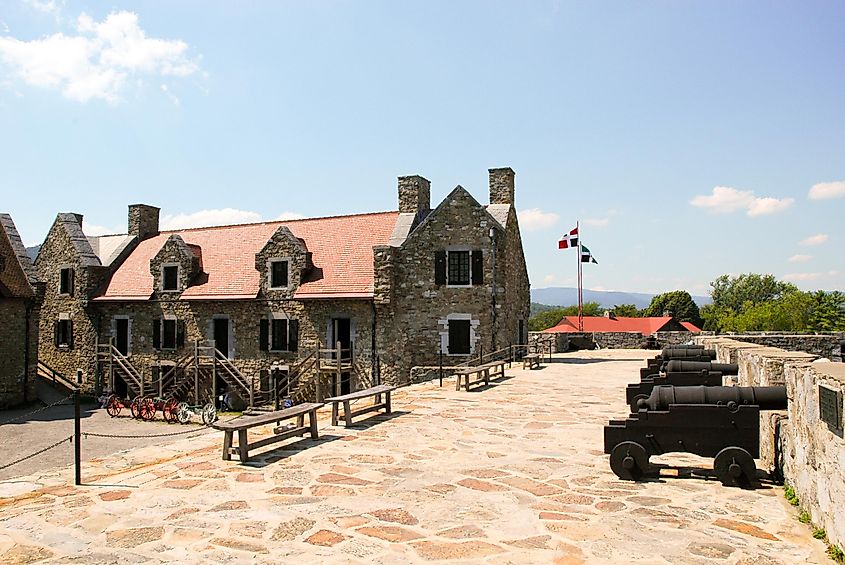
[59,267,74,295]
[269,259,289,289]
[162,265,179,291]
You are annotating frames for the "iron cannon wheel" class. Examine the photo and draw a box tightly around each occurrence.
[139,397,156,421]
[610,441,649,481]
[201,403,218,426]
[713,447,756,488]
[629,394,649,413]
[130,395,144,419]
[162,398,179,424]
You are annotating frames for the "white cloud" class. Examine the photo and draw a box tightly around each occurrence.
[809,181,845,201]
[276,212,306,221]
[783,272,823,282]
[747,196,794,217]
[82,220,122,236]
[690,186,794,217]
[23,0,64,16]
[517,208,559,231]
[160,83,179,105]
[583,218,609,227]
[788,254,812,263]
[0,11,201,103]
[161,208,263,230]
[801,233,828,246]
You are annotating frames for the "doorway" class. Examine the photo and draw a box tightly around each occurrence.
[115,318,130,355]
[331,318,352,395]
[213,318,230,357]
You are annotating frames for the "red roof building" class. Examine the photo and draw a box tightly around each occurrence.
[543,315,700,334]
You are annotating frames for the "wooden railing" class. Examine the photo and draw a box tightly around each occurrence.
[36,360,79,392]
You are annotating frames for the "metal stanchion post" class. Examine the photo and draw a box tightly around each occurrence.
[439,347,443,387]
[74,388,81,486]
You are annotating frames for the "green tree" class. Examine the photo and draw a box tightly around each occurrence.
[644,290,703,327]
[808,291,845,332]
[611,304,642,317]
[709,274,797,312]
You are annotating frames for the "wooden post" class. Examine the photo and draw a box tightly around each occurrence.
[439,346,443,387]
[335,340,342,397]
[193,339,199,406]
[249,373,255,408]
[74,389,81,486]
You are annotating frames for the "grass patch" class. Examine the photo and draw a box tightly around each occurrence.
[828,544,844,563]
[784,485,800,506]
[813,528,827,540]
[799,511,811,524]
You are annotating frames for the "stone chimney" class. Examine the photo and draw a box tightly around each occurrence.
[398,175,431,216]
[488,167,515,205]
[128,204,160,241]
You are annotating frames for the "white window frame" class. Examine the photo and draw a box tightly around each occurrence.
[439,313,480,356]
[160,263,181,292]
[56,316,72,348]
[445,247,473,288]
[267,257,291,290]
[269,312,290,352]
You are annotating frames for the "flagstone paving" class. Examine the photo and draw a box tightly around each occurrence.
[0,350,832,563]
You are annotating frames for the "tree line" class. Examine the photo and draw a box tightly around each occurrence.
[529,274,845,333]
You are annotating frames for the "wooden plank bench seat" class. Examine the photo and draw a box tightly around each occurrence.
[325,384,396,427]
[523,353,541,369]
[454,360,507,391]
[213,402,323,462]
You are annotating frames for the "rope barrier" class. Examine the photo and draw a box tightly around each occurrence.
[0,436,73,472]
[0,393,77,427]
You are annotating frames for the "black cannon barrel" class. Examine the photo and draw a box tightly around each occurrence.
[661,345,704,355]
[665,360,739,375]
[661,348,716,361]
[641,385,788,412]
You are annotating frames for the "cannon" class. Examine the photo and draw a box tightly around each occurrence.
[627,360,739,412]
[604,385,788,487]
[639,346,718,379]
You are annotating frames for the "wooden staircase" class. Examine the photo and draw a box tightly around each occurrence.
[97,341,144,398]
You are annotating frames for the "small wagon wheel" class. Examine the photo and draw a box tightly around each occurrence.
[105,394,121,418]
[201,403,218,426]
[130,395,143,419]
[176,402,191,425]
[162,398,179,424]
[139,397,156,421]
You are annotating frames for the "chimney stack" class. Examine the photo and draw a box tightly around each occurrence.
[398,175,431,217]
[488,167,515,205]
[128,204,160,241]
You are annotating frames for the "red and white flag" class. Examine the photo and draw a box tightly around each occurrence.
[558,227,579,249]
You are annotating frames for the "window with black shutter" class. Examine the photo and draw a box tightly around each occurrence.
[471,250,483,285]
[259,319,269,352]
[59,268,74,295]
[448,319,471,355]
[271,319,288,351]
[162,265,179,291]
[448,251,471,286]
[152,319,161,350]
[288,319,299,352]
[162,319,177,349]
[434,251,447,285]
[176,320,186,348]
[270,260,289,289]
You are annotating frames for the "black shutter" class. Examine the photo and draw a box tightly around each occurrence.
[67,321,74,350]
[68,269,75,297]
[152,319,161,350]
[176,320,186,348]
[471,250,483,285]
[259,319,269,352]
[435,251,447,285]
[288,319,299,352]
[54,320,59,347]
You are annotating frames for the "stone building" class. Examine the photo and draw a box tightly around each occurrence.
[0,214,42,408]
[34,168,530,403]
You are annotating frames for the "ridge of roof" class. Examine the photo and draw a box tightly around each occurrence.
[0,213,39,288]
[157,210,398,236]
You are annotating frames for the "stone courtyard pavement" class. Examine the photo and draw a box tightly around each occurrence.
[0,350,831,564]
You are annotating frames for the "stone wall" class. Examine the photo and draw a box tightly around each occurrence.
[696,336,845,549]
[716,333,843,362]
[533,331,709,352]
[0,299,30,408]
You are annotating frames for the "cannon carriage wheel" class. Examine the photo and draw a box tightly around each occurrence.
[610,441,649,480]
[713,447,756,488]
[105,394,121,418]
[162,398,179,424]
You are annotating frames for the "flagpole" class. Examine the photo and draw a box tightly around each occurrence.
[577,221,583,332]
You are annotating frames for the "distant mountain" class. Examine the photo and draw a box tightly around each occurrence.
[531,287,711,309]
[26,245,41,261]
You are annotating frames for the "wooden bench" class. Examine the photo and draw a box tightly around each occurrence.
[325,384,396,427]
[213,402,323,462]
[454,360,507,391]
[523,353,541,369]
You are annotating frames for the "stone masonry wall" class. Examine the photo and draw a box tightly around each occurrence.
[0,299,29,408]
[717,333,842,362]
[696,336,845,549]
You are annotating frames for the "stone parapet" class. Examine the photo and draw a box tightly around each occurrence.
[695,335,845,549]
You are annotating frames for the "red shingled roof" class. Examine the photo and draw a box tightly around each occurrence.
[96,211,399,301]
[542,316,693,334]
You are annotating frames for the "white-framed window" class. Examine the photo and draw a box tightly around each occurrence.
[436,248,483,287]
[154,315,182,350]
[447,250,471,286]
[268,258,290,289]
[59,266,74,295]
[55,316,73,349]
[439,313,480,356]
[161,264,180,292]
[260,313,299,352]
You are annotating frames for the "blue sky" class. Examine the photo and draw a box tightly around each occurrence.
[1,1,843,296]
